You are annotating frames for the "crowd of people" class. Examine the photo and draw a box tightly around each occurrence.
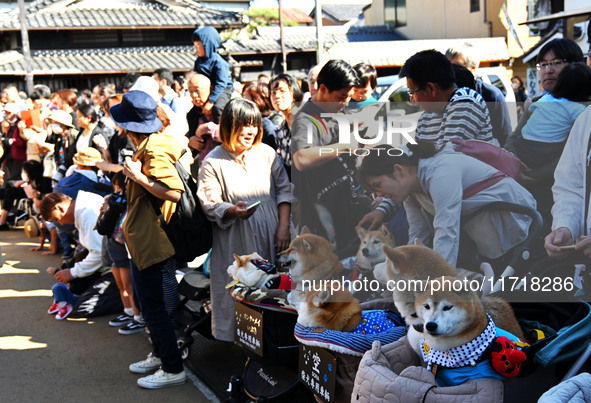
[1,28,591,395]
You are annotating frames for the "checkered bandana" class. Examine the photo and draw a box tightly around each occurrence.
[421,314,496,370]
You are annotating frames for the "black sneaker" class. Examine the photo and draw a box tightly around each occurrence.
[109,313,133,327]
[0,223,10,231]
[119,320,146,335]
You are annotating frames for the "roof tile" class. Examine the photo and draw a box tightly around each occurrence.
[0,0,243,30]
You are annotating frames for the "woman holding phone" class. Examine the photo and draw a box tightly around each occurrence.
[197,98,292,342]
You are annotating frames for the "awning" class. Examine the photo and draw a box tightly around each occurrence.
[518,6,591,25]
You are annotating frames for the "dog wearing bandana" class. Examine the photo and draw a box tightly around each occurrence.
[227,252,291,290]
[415,276,527,386]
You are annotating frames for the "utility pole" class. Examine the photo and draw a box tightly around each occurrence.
[278,0,287,73]
[18,0,34,94]
[315,0,323,65]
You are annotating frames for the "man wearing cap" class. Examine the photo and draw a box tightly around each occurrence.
[110,90,187,389]
[51,147,111,257]
[53,147,111,198]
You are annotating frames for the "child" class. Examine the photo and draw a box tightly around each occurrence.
[192,26,234,122]
[30,220,61,255]
[512,63,591,169]
[348,62,378,109]
[103,172,144,335]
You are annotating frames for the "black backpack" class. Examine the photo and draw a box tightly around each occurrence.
[152,159,212,262]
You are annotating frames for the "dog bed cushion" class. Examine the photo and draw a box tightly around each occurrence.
[229,283,296,312]
[294,310,406,356]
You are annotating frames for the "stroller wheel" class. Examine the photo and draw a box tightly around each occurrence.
[177,338,190,361]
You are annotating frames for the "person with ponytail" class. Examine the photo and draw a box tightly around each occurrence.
[358,142,537,267]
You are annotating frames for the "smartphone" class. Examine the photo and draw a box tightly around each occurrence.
[246,201,261,211]
[557,245,576,251]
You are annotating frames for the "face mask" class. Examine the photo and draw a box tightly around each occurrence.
[21,172,29,182]
[511,82,520,90]
[51,123,64,134]
[8,115,17,124]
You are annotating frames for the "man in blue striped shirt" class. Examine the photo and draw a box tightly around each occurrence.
[400,50,496,148]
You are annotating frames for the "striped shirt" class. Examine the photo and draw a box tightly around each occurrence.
[416,87,496,148]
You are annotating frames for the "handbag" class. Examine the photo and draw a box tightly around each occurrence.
[450,138,527,180]
[95,192,127,236]
[42,151,57,178]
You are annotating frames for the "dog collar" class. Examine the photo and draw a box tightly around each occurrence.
[421,314,496,371]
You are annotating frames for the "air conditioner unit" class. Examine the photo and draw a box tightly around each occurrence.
[573,21,588,42]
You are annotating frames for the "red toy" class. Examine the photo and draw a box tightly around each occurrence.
[490,336,527,378]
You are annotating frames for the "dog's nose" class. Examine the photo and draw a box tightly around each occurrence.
[362,248,369,257]
[425,322,438,333]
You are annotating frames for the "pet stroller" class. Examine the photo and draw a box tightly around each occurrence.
[294,299,408,403]
[228,283,310,402]
[456,201,545,287]
[171,265,213,360]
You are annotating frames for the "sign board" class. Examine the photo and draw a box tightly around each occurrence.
[20,109,42,129]
[299,344,337,403]
[234,302,263,356]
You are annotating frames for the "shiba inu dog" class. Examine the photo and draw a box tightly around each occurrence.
[356,224,396,270]
[227,252,280,288]
[415,276,524,351]
[374,240,458,328]
[279,227,362,332]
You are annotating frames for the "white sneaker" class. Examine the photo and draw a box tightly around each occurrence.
[129,353,162,374]
[137,369,186,389]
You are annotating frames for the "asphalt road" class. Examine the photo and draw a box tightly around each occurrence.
[0,229,213,402]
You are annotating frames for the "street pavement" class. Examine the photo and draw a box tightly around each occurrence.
[0,229,214,402]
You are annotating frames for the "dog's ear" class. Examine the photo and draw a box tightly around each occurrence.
[381,224,394,240]
[233,253,241,265]
[414,238,424,246]
[313,290,330,306]
[383,245,403,274]
[301,226,311,235]
[355,225,368,239]
[302,238,312,251]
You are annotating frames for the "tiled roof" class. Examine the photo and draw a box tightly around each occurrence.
[325,37,510,67]
[282,8,314,24]
[0,46,197,75]
[321,4,367,22]
[222,25,406,54]
[0,0,245,31]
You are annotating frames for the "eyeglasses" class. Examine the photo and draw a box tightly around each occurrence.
[536,59,567,71]
[408,87,425,96]
[271,87,290,96]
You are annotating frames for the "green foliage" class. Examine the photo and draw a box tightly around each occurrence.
[246,8,298,28]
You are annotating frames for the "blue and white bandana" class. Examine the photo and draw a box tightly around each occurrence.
[421,314,496,370]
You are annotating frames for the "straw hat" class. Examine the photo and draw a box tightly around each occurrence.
[24,216,41,238]
[47,110,74,128]
[72,147,103,167]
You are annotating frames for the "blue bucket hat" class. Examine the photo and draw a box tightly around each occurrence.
[109,90,162,134]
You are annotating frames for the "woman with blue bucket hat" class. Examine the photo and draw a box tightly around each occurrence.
[110,90,187,389]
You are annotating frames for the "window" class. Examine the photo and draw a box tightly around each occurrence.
[470,0,480,13]
[527,0,551,36]
[384,0,406,27]
[72,31,118,46]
